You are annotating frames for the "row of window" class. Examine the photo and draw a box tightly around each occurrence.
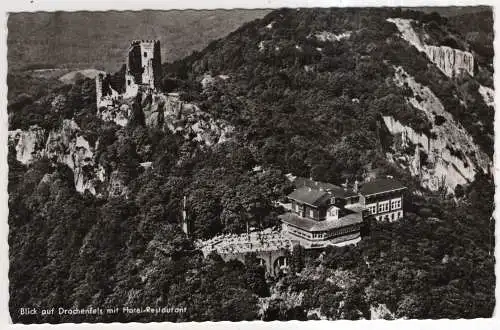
[288,227,311,239]
[364,191,403,204]
[292,226,360,241]
[375,211,403,222]
[378,201,390,213]
[312,232,323,239]
[391,198,401,210]
[367,204,377,215]
[367,198,402,215]
[292,203,317,219]
[326,226,359,238]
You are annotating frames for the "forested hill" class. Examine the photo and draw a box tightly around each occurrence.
[164,7,494,164]
[8,7,494,323]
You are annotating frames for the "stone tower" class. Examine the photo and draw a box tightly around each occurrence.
[125,40,161,97]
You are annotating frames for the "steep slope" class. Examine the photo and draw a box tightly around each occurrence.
[382,66,490,192]
[386,18,474,77]
[7,7,495,322]
[164,7,493,193]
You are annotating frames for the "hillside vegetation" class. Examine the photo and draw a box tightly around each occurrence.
[8,7,494,322]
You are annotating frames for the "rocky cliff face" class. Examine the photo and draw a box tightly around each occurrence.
[44,119,106,195]
[478,84,494,107]
[424,45,474,78]
[9,88,232,198]
[383,67,491,193]
[384,116,477,192]
[9,126,47,164]
[387,18,474,77]
[98,103,130,127]
[98,91,234,146]
[310,30,351,42]
[9,120,107,195]
[146,92,234,146]
[370,304,394,320]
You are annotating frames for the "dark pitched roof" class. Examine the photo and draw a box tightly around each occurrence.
[288,187,330,206]
[291,177,358,199]
[279,212,363,232]
[359,178,406,196]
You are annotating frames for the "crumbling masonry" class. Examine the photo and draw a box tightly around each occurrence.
[96,40,162,108]
[125,40,162,98]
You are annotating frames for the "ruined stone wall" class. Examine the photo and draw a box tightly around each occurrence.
[125,40,161,97]
[124,72,139,99]
[140,40,161,89]
[153,41,162,88]
[96,40,162,102]
[127,42,143,84]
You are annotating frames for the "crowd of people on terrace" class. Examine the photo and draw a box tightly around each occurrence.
[196,228,293,256]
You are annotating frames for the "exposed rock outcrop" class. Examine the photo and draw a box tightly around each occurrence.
[383,67,491,193]
[370,304,394,320]
[387,18,474,77]
[478,85,494,107]
[147,92,234,146]
[384,116,474,192]
[9,120,107,195]
[311,31,351,42]
[43,120,106,195]
[96,89,233,147]
[8,126,47,164]
[107,170,130,199]
[99,103,131,127]
[425,45,474,78]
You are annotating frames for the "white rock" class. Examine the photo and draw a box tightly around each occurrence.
[387,18,474,77]
[201,74,215,89]
[478,85,494,107]
[8,126,46,165]
[312,31,351,42]
[258,41,265,52]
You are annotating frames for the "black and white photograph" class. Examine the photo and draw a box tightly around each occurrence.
[3,1,497,324]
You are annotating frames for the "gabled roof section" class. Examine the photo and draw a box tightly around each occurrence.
[291,176,358,199]
[359,178,406,196]
[288,186,330,207]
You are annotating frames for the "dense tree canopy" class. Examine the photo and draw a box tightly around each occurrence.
[8,7,494,322]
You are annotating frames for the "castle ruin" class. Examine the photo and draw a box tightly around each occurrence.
[125,40,162,98]
[96,40,162,108]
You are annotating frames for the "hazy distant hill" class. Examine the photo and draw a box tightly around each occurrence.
[7,9,270,73]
